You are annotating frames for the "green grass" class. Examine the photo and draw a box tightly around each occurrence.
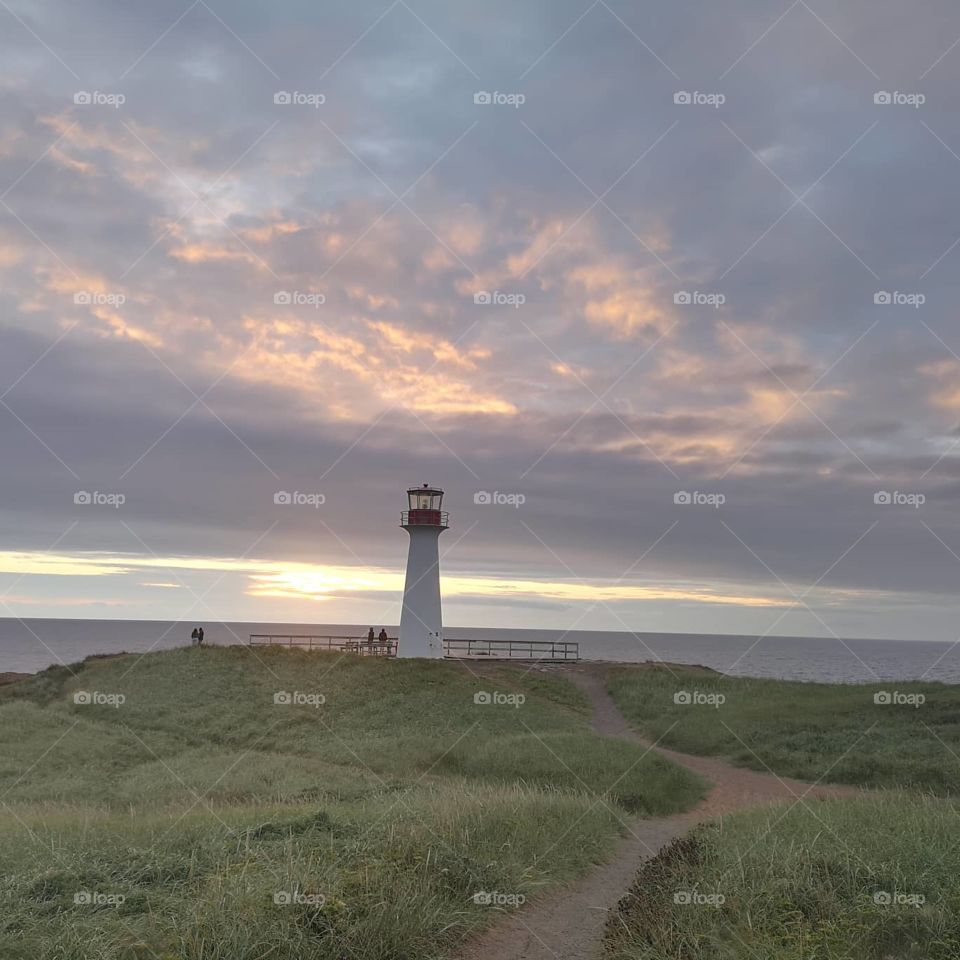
[608,664,960,793]
[605,793,960,960]
[0,647,704,959]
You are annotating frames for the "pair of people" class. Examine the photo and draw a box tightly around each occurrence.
[366,627,389,644]
[190,626,205,646]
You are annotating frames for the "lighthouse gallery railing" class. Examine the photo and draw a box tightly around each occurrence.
[400,509,449,526]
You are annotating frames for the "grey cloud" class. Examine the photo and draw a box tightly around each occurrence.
[3,0,960,638]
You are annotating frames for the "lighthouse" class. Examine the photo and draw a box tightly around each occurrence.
[398,484,448,658]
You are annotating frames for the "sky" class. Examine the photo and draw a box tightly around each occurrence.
[1,0,960,642]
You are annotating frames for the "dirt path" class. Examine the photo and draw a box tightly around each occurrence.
[0,672,31,687]
[455,666,849,960]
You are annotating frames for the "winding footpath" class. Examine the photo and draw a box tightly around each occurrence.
[456,666,851,960]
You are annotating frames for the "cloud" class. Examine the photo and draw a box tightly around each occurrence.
[2,0,960,641]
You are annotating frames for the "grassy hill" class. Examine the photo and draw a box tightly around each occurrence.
[605,793,960,960]
[608,663,960,793]
[603,663,960,959]
[0,646,704,960]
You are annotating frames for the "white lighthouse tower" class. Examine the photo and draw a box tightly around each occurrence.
[398,484,448,658]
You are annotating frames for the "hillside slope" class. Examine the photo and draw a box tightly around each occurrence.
[0,647,704,960]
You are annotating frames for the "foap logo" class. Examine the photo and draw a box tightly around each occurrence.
[674,690,726,708]
[74,690,126,708]
[674,491,725,508]
[474,491,525,508]
[73,90,125,108]
[874,491,925,508]
[74,291,126,307]
[274,691,326,708]
[874,90,925,108]
[473,290,526,308]
[74,491,125,509]
[473,90,526,108]
[273,891,326,906]
[474,690,526,708]
[874,690,925,708]
[472,890,526,907]
[274,290,325,308]
[273,90,325,108]
[674,290,725,308]
[874,290,925,308]
[673,90,725,108]
[673,890,725,907]
[873,890,925,907]
[74,891,125,906]
[274,491,325,508]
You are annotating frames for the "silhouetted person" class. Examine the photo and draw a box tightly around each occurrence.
[197,626,205,646]
[367,627,375,644]
[378,628,388,645]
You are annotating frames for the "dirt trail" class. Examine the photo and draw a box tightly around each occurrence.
[455,666,850,960]
[0,673,31,687]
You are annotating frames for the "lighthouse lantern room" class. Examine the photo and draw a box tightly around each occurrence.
[402,485,448,526]
[398,484,448,658]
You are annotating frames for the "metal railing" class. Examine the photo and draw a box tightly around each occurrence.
[400,510,449,527]
[249,634,397,657]
[249,634,579,662]
[443,637,580,662]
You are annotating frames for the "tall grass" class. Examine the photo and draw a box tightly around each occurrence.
[608,663,960,793]
[605,792,960,959]
[0,647,704,959]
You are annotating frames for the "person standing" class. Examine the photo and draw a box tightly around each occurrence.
[190,627,199,646]
[197,626,205,646]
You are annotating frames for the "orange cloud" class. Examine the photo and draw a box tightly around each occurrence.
[168,242,261,265]
[568,263,672,339]
[237,219,304,244]
[919,359,960,410]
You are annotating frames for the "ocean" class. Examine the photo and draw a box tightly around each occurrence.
[1,618,957,684]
